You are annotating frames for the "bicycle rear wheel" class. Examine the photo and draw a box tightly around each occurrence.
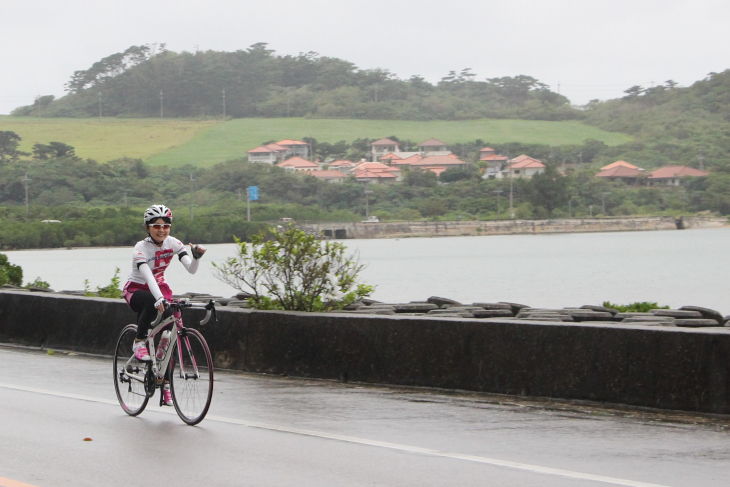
[113,324,149,416]
[170,328,214,425]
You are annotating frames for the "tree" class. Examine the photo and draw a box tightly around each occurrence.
[32,142,79,161]
[439,168,476,183]
[0,253,23,286]
[623,85,645,99]
[0,131,27,163]
[404,167,438,187]
[486,75,548,103]
[527,164,569,215]
[213,226,373,311]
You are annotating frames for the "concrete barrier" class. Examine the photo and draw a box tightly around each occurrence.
[300,216,727,239]
[1,290,729,414]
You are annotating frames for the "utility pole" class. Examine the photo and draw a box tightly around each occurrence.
[222,88,226,118]
[189,173,196,219]
[364,187,374,218]
[160,90,164,118]
[98,92,102,119]
[507,154,515,219]
[602,192,611,214]
[246,187,250,222]
[493,190,503,219]
[35,95,41,119]
[123,191,128,207]
[697,152,705,171]
[21,173,31,214]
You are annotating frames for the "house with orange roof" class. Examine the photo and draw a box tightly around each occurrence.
[378,152,402,163]
[417,138,450,156]
[391,154,423,166]
[370,138,400,161]
[504,155,545,179]
[353,169,398,184]
[479,147,496,157]
[411,155,468,173]
[247,139,310,163]
[246,143,289,164]
[353,161,391,172]
[480,154,510,179]
[277,156,320,172]
[646,166,709,186]
[601,160,641,171]
[352,161,403,181]
[308,170,349,183]
[328,160,357,173]
[275,139,311,159]
[595,165,644,184]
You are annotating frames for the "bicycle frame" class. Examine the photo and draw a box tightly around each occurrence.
[123,299,216,391]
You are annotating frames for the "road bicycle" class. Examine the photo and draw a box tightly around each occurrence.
[114,299,217,425]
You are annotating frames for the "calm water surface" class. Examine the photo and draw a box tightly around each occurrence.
[5,227,730,313]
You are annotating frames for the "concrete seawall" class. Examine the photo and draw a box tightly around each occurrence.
[2,291,729,414]
[302,216,727,239]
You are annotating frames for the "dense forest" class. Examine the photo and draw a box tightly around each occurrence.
[12,44,574,121]
[582,71,730,171]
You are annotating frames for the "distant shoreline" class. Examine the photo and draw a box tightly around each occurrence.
[1,216,726,252]
[303,216,728,240]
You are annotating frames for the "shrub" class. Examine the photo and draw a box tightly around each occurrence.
[85,267,123,298]
[602,301,670,313]
[214,226,373,311]
[0,253,22,286]
[24,277,50,289]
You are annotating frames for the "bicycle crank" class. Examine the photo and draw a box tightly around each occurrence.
[144,368,156,398]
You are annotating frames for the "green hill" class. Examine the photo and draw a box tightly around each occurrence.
[1,116,631,168]
[0,116,216,163]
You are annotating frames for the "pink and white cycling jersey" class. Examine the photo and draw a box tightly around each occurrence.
[127,236,187,287]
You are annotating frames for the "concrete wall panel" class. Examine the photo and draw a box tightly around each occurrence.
[1,291,728,414]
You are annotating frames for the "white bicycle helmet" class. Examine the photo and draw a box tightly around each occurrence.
[143,204,173,225]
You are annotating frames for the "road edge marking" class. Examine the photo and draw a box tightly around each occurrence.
[0,476,41,487]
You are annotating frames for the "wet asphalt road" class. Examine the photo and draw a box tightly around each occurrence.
[0,345,729,487]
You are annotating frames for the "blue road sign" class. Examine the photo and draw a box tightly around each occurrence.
[248,186,259,201]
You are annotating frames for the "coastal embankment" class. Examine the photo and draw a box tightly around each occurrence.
[2,290,729,415]
[303,216,726,239]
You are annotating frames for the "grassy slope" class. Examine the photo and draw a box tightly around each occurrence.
[0,116,632,167]
[0,116,218,162]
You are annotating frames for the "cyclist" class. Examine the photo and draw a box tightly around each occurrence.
[122,204,207,406]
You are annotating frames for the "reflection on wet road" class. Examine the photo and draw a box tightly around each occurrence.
[1,345,728,487]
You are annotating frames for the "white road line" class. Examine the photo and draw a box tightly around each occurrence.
[0,383,670,487]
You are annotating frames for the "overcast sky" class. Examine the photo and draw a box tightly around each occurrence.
[2,0,728,115]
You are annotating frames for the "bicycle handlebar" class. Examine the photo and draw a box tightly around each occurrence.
[150,299,217,328]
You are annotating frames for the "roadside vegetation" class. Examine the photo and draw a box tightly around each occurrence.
[214,226,373,311]
[602,302,670,313]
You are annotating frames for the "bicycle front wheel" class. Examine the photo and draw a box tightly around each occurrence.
[170,328,214,425]
[113,324,149,416]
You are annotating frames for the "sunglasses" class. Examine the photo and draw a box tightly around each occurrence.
[149,224,171,230]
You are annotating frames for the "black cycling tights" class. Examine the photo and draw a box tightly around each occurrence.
[129,290,158,341]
